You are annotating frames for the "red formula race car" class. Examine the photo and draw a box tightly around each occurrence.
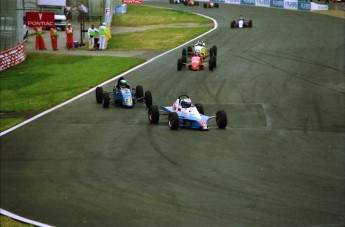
[177,50,216,71]
[184,0,199,6]
[203,1,219,8]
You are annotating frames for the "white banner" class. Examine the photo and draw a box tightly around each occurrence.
[256,0,270,7]
[225,0,241,4]
[284,0,298,10]
[311,2,328,10]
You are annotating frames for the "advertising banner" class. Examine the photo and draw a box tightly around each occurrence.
[256,0,270,7]
[241,0,255,5]
[114,4,128,14]
[270,0,284,8]
[212,0,225,2]
[311,2,328,10]
[225,0,241,4]
[298,1,311,10]
[122,0,142,4]
[284,0,298,10]
[25,12,54,27]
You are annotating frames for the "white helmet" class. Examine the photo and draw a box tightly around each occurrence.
[181,98,192,108]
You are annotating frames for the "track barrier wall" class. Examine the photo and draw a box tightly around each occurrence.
[213,0,329,10]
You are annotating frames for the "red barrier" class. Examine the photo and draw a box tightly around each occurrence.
[0,41,27,72]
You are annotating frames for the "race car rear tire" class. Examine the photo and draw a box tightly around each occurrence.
[182,48,187,56]
[187,46,193,55]
[213,56,217,68]
[215,3,219,7]
[168,112,179,130]
[136,85,144,102]
[210,47,214,57]
[103,92,110,108]
[195,103,204,115]
[144,91,153,107]
[249,20,253,28]
[212,45,217,56]
[182,56,187,64]
[209,58,214,71]
[216,110,227,129]
[177,58,183,71]
[148,105,159,124]
[203,3,207,8]
[231,20,235,29]
[96,87,103,103]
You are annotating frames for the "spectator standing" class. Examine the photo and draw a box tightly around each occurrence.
[99,22,108,50]
[50,26,59,51]
[33,26,46,50]
[65,23,75,50]
[87,24,99,51]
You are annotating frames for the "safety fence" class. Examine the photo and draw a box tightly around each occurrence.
[0,41,27,72]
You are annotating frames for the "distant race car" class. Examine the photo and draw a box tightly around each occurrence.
[184,0,199,6]
[95,79,152,108]
[177,43,217,71]
[169,0,186,4]
[177,52,216,71]
[148,95,227,130]
[203,1,219,8]
[231,17,253,29]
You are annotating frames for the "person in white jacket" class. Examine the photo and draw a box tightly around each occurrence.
[87,24,99,50]
[98,22,108,50]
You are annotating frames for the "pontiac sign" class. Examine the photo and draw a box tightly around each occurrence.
[26,12,55,27]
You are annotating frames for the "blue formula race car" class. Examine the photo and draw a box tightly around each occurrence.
[95,78,152,108]
[147,95,227,131]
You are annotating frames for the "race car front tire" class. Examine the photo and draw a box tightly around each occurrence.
[168,112,179,130]
[216,110,227,129]
[148,105,159,124]
[96,87,103,104]
[103,92,110,108]
[144,91,153,107]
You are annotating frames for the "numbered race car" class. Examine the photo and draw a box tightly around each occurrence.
[95,77,152,109]
[203,1,219,8]
[177,50,216,71]
[177,41,217,71]
[148,95,227,131]
[184,0,199,6]
[231,15,253,29]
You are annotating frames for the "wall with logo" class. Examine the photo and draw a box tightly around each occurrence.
[213,0,328,10]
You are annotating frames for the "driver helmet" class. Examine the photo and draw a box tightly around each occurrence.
[197,40,205,46]
[195,50,200,56]
[181,98,192,108]
[119,79,127,88]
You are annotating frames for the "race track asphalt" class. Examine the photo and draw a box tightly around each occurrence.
[1,1,344,226]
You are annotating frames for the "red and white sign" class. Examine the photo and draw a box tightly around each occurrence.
[122,0,142,4]
[25,12,55,27]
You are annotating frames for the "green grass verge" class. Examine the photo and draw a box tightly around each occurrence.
[107,26,212,50]
[0,215,34,227]
[0,53,145,113]
[0,118,25,132]
[113,4,212,26]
